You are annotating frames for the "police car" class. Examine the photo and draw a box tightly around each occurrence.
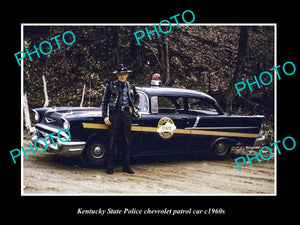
[31,74,265,167]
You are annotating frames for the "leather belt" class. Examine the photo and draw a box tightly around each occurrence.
[115,105,130,112]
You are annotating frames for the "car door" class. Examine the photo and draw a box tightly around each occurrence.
[186,97,221,151]
[130,91,147,155]
[135,96,191,154]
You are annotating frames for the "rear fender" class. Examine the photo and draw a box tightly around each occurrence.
[209,137,239,150]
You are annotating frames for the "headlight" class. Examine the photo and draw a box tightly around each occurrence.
[62,118,70,130]
[32,109,40,122]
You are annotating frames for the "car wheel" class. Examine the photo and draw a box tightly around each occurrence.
[210,140,231,160]
[81,142,108,168]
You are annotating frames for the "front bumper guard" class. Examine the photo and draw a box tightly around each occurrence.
[31,127,86,157]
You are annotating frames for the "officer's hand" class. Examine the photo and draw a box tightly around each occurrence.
[104,117,111,126]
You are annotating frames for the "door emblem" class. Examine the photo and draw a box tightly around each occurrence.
[157,117,177,139]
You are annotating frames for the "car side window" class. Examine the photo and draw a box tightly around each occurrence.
[187,98,218,115]
[151,96,184,114]
[158,96,174,109]
[151,96,158,113]
[137,92,149,113]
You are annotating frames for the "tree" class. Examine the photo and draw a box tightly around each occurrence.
[23,25,274,123]
[225,26,248,111]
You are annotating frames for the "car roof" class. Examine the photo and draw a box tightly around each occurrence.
[136,86,217,105]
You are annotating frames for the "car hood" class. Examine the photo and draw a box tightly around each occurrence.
[42,107,102,122]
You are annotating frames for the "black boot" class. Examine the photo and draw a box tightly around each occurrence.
[122,167,134,174]
[106,168,113,174]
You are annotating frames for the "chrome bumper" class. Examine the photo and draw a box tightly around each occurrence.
[31,126,86,157]
[253,135,266,147]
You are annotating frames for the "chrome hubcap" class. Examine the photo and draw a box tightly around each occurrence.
[91,145,105,159]
[215,142,227,154]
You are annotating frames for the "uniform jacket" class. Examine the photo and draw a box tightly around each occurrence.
[101,80,140,118]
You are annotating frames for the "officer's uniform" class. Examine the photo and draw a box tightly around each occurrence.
[101,65,139,173]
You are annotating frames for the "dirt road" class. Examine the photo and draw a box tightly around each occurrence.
[22,135,275,195]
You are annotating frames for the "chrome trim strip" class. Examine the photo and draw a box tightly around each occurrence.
[35,123,69,139]
[45,116,56,123]
[193,116,200,128]
[185,126,258,130]
[36,123,61,133]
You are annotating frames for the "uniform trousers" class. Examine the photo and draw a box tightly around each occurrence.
[107,110,132,169]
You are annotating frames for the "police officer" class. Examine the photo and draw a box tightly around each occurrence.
[102,64,140,174]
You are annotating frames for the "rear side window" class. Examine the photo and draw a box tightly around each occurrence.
[187,98,218,115]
